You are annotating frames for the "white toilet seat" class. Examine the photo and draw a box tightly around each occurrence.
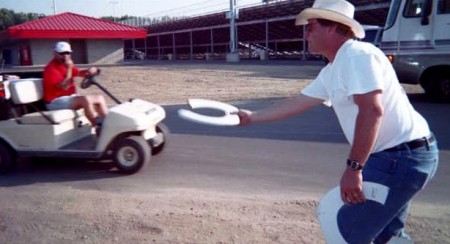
[178,99,240,126]
[316,182,390,243]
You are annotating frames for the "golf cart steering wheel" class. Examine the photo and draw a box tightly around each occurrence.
[80,68,101,89]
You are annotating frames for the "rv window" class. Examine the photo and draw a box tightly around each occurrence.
[362,28,383,46]
[404,0,427,17]
[385,0,401,28]
[438,0,450,14]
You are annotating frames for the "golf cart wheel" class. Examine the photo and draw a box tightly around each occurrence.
[113,136,151,174]
[150,123,170,155]
[0,142,16,174]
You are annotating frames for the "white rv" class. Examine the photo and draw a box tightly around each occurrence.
[380,0,450,102]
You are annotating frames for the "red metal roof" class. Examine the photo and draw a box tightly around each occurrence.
[4,12,147,39]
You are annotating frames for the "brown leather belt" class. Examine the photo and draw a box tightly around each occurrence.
[384,134,435,152]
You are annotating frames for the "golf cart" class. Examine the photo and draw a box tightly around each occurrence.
[0,72,169,174]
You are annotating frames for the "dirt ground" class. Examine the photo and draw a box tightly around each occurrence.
[81,61,327,106]
[1,61,447,244]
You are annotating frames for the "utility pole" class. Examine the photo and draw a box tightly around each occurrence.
[109,1,118,21]
[226,0,240,62]
[52,0,57,15]
[229,0,237,54]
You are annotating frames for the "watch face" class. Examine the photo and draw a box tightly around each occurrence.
[347,159,362,170]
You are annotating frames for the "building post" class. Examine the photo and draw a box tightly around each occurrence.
[226,0,239,62]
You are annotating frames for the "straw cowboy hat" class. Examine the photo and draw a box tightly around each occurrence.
[295,0,365,39]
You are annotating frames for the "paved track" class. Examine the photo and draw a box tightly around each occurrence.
[1,94,448,211]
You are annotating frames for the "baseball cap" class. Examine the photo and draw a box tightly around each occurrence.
[54,41,72,53]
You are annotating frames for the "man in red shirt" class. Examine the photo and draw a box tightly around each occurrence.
[43,41,108,128]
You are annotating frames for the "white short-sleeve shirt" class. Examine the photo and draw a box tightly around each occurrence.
[302,39,430,152]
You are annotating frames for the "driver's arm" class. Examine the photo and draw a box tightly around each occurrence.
[78,67,98,77]
[58,59,77,90]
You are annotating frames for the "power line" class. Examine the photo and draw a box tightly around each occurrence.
[142,0,225,17]
[141,0,266,18]
[155,3,228,18]
[121,0,277,25]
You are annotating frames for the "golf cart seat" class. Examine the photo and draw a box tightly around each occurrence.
[8,78,84,124]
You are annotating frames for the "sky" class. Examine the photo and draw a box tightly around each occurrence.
[1,0,265,18]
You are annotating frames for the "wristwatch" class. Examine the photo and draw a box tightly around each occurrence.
[346,159,363,171]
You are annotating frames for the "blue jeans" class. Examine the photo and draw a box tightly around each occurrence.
[337,136,439,244]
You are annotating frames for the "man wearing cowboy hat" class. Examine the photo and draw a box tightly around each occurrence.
[235,0,439,243]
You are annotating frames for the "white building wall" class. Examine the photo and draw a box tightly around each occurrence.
[30,40,59,66]
[86,40,124,64]
[2,39,125,66]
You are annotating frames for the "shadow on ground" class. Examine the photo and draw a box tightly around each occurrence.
[163,93,449,150]
[0,158,121,187]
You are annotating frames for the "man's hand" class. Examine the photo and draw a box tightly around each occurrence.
[234,109,253,126]
[340,168,365,205]
[87,67,98,76]
[64,58,74,69]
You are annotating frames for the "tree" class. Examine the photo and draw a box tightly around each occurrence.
[0,8,45,30]
[0,8,175,30]
[0,8,14,30]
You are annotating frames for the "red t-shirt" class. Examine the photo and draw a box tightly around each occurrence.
[43,59,79,103]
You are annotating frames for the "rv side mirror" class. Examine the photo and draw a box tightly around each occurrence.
[421,0,432,25]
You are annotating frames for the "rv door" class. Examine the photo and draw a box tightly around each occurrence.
[400,0,433,46]
[433,0,450,46]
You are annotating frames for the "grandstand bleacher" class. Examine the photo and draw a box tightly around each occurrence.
[124,0,390,60]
